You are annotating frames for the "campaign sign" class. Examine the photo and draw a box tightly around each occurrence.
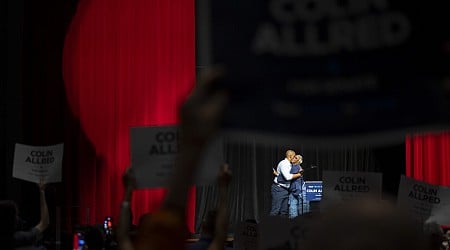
[130,126,224,188]
[13,143,64,183]
[320,171,382,210]
[397,175,450,226]
[305,181,322,201]
[196,0,450,139]
[234,221,258,250]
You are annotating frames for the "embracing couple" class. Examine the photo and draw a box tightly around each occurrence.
[270,149,310,218]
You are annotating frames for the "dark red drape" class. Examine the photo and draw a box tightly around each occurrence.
[62,0,196,231]
[406,131,450,186]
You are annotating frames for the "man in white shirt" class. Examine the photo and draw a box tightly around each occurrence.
[269,149,303,217]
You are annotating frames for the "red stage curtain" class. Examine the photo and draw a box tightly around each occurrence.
[62,0,196,231]
[406,131,450,186]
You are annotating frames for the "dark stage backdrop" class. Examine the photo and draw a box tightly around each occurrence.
[62,0,197,231]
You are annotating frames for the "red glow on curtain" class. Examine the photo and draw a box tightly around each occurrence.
[62,0,196,231]
[406,131,450,186]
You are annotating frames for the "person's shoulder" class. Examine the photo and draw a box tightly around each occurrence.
[276,159,285,166]
[281,159,291,166]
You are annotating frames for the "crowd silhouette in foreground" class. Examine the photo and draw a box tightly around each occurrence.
[2,69,450,250]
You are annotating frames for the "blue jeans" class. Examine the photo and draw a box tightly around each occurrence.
[270,184,289,217]
[289,184,310,219]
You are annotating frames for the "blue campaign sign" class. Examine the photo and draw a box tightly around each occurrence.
[196,1,450,139]
[305,181,323,202]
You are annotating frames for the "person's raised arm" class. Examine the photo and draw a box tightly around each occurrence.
[208,163,232,250]
[133,68,228,250]
[162,68,228,213]
[34,179,49,233]
[117,167,136,250]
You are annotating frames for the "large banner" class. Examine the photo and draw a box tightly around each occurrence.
[13,143,64,183]
[130,126,224,188]
[196,0,450,141]
[320,171,382,210]
[397,175,450,226]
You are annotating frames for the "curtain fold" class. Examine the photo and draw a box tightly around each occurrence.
[62,0,196,231]
[406,131,450,186]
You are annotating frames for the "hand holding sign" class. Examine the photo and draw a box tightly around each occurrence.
[35,177,50,234]
[38,178,47,191]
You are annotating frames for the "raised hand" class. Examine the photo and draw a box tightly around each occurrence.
[38,178,47,191]
[179,67,228,147]
[122,167,136,191]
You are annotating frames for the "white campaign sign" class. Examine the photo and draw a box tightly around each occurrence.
[13,143,64,183]
[320,171,383,210]
[130,126,224,188]
[397,175,450,226]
